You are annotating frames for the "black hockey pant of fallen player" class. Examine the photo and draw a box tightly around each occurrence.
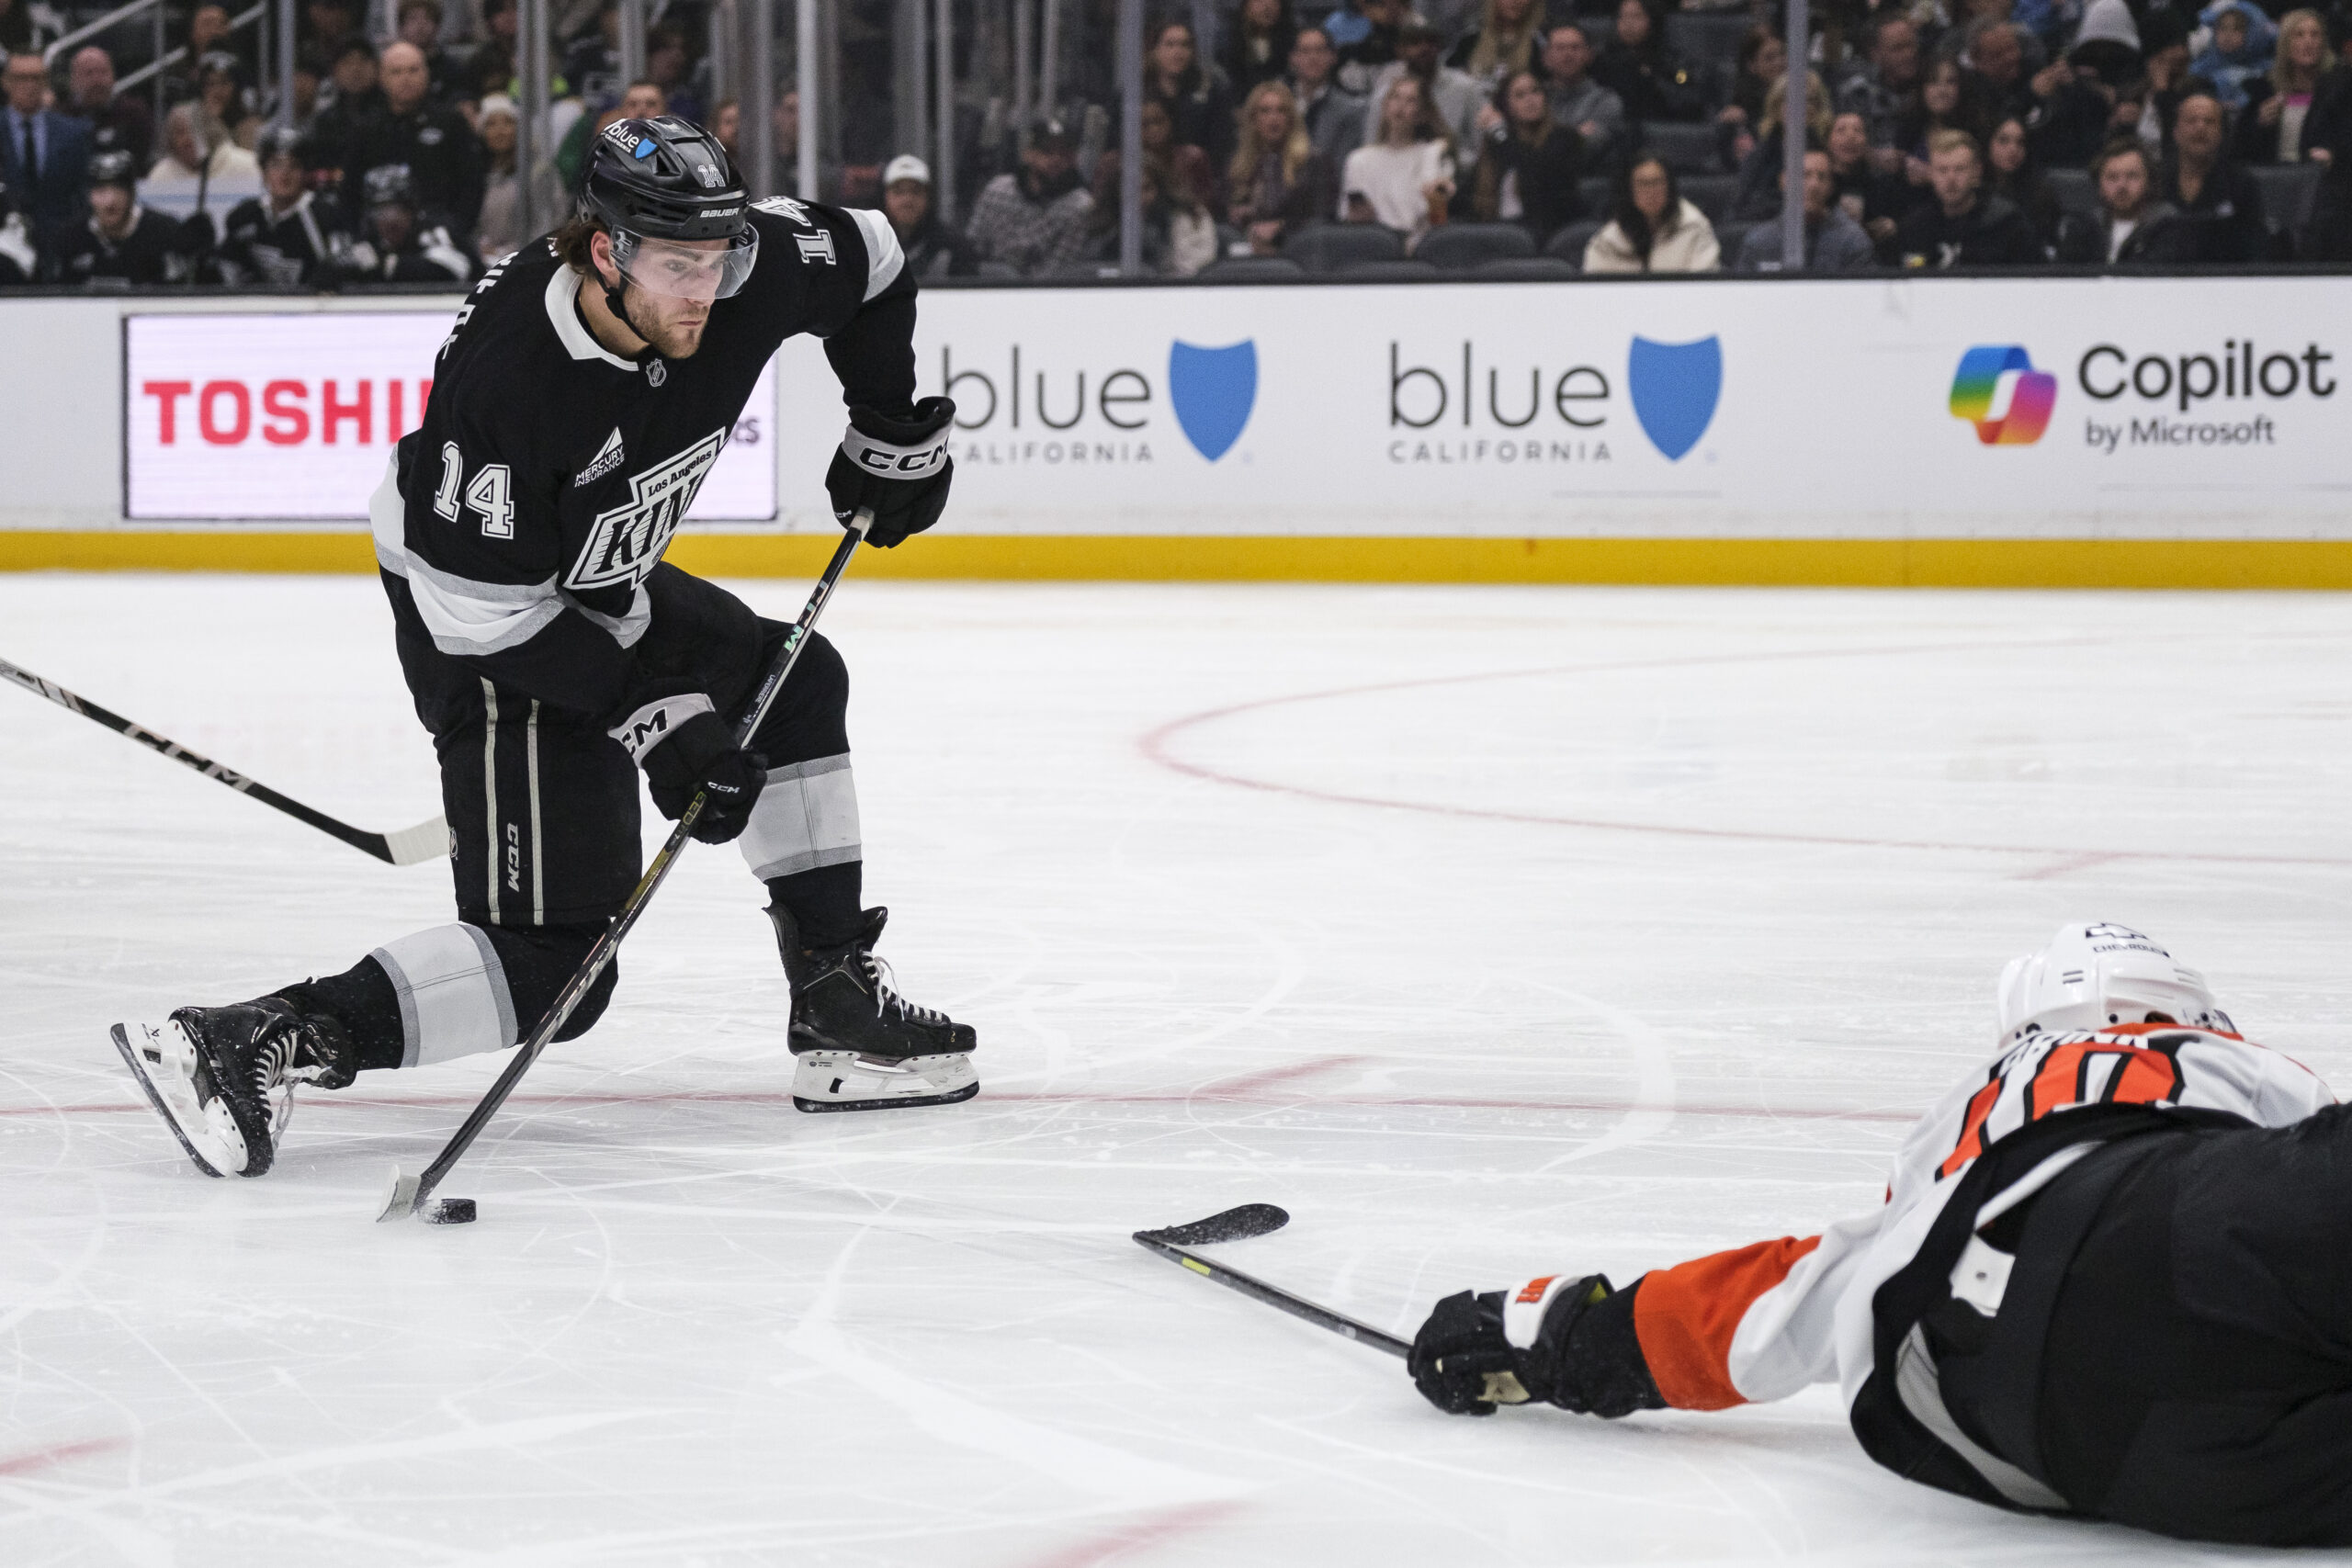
[1960,1107,2352,1546]
[285,567,861,1074]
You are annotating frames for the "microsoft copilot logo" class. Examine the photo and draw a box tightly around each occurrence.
[1950,345,2057,446]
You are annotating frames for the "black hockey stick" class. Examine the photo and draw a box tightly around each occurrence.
[1,655,447,866]
[1133,1204,1411,1358]
[378,512,873,1224]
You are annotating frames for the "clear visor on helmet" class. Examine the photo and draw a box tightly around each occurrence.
[610,226,759,300]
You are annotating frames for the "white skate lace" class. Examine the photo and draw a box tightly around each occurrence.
[252,1019,335,1143]
[859,953,951,1028]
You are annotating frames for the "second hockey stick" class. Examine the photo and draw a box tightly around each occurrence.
[1133,1203,1411,1358]
[1,655,447,866]
[378,512,872,1224]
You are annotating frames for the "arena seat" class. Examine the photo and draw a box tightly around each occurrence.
[1414,222,1537,269]
[1283,222,1406,272]
[1641,120,1721,174]
[1544,218,1607,266]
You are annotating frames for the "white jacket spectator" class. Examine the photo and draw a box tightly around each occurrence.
[143,102,261,231]
[1342,74,1457,243]
[1584,155,1720,271]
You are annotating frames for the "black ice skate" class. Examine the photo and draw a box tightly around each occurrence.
[768,905,979,1112]
[109,998,356,1177]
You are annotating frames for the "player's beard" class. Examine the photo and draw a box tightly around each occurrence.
[637,310,709,360]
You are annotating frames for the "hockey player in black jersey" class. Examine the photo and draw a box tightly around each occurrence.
[42,151,203,286]
[324,164,477,285]
[111,117,978,1180]
[209,128,343,288]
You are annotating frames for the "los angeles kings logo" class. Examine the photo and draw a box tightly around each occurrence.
[564,427,727,591]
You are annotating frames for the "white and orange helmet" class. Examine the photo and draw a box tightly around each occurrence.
[1995,922,2234,1047]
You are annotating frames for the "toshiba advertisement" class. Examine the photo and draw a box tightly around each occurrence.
[124,312,777,522]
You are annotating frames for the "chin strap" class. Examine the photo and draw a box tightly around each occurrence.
[602,269,656,358]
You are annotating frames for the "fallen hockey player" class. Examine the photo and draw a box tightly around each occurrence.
[112,115,978,1180]
[1408,922,2352,1546]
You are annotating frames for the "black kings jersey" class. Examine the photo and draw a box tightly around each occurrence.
[373,197,913,727]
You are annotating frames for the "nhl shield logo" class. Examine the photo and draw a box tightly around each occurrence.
[1168,340,1257,463]
[1627,335,1723,462]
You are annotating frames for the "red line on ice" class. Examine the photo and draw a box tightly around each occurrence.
[1136,637,2352,868]
[0,1436,127,1478]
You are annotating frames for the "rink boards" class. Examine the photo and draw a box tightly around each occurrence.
[2,275,2346,586]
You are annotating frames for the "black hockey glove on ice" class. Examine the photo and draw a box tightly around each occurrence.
[1410,1273,1660,1418]
[613,697,767,845]
[825,397,956,548]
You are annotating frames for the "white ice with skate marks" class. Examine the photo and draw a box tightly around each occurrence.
[4,574,2350,1565]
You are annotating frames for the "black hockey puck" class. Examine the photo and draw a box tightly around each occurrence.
[423,1197,477,1224]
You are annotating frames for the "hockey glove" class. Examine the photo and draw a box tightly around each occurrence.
[610,694,767,845]
[1411,1273,1657,1417]
[825,397,956,548]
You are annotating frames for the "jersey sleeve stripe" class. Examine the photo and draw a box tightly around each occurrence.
[404,556,566,656]
[563,584,652,649]
[1633,1235,1823,1410]
[847,207,905,301]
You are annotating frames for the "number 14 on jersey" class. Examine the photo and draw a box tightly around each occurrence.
[433,443,515,539]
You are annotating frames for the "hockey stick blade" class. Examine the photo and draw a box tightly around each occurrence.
[1,655,447,865]
[1134,1203,1291,1248]
[1132,1206,1410,1359]
[378,1165,422,1222]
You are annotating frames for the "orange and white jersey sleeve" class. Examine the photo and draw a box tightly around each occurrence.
[1622,1024,2333,1413]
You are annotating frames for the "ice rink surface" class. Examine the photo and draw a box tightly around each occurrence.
[5,572,2349,1567]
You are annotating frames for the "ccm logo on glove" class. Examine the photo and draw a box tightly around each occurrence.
[842,423,948,476]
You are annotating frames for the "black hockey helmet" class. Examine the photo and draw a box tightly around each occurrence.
[362,163,417,209]
[578,115,758,300]
[87,149,138,193]
[255,123,307,170]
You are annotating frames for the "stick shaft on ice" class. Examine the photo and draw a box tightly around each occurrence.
[0,656,446,865]
[1133,1206,1411,1358]
[379,513,872,1224]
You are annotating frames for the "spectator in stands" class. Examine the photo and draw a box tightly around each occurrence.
[332,162,474,281]
[69,47,153,168]
[2012,42,2117,168]
[564,0,626,112]
[879,153,975,278]
[557,77,662,189]
[301,0,363,59]
[1827,108,1906,247]
[1966,24,2039,126]
[1228,80,1339,252]
[2190,0,2276,113]
[352,41,484,241]
[1838,15,1922,155]
[1985,114,2061,244]
[1716,26,1784,164]
[1289,27,1368,164]
[1094,96,1219,218]
[1542,24,1625,168]
[164,6,239,106]
[1361,17,1484,152]
[649,26,703,125]
[2068,0,2143,92]
[2159,85,2270,258]
[5,51,91,224]
[1148,21,1238,175]
[468,0,517,100]
[210,125,341,285]
[308,39,384,190]
[1596,0,1704,123]
[393,0,456,104]
[2299,8,2352,255]
[1901,58,1993,183]
[2134,8,2195,157]
[0,175,35,282]
[1333,0,1407,93]
[1448,0,1543,93]
[2056,135,2190,259]
[710,97,741,161]
[1895,127,2042,264]
[0,0,27,55]
[1735,145,1876,269]
[1732,69,1830,218]
[1224,0,1297,95]
[1471,66,1586,242]
[1098,150,1219,274]
[966,114,1094,276]
[1584,152,1719,269]
[2236,8,2334,162]
[43,149,200,283]
[146,100,260,228]
[195,54,261,152]
[1342,73,1454,243]
[472,94,562,263]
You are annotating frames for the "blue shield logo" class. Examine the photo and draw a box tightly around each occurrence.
[1627,335,1723,462]
[1168,340,1257,462]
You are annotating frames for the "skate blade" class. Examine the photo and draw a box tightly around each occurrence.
[791,1051,979,1113]
[108,1021,240,1178]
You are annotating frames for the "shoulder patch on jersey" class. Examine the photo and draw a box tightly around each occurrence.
[753,195,811,225]
[564,428,728,592]
[574,427,627,487]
